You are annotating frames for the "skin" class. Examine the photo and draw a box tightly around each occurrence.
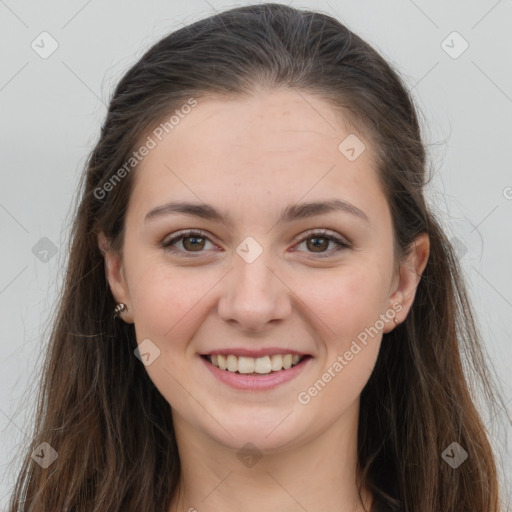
[99,88,429,512]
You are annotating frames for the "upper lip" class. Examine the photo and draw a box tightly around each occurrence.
[202,348,310,357]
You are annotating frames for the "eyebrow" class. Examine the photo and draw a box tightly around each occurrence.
[144,198,369,226]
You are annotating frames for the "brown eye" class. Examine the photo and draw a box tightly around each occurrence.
[162,230,214,256]
[162,228,350,258]
[295,229,351,257]
[306,236,330,252]
[181,235,206,251]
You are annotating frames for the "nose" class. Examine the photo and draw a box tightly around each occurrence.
[217,248,293,332]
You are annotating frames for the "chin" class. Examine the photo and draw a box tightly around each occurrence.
[201,412,307,453]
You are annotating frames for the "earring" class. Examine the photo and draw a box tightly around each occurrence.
[114,303,127,319]
[393,317,399,325]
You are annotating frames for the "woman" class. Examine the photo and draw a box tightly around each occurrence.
[7,3,506,511]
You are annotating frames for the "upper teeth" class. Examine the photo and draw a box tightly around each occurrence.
[209,354,301,374]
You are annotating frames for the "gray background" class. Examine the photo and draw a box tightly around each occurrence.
[1,0,511,508]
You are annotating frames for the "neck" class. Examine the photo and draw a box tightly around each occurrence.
[169,401,374,512]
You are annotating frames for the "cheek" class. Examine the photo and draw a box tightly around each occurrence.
[124,260,207,408]
[298,269,386,414]
[124,250,203,341]
[302,263,389,392]
[305,263,390,335]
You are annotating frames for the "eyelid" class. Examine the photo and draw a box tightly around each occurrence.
[293,228,350,247]
[162,229,217,250]
[290,229,351,258]
[161,228,351,257]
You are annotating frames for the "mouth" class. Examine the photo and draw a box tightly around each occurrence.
[201,353,311,375]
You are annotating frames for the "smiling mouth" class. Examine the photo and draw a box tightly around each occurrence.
[202,353,310,375]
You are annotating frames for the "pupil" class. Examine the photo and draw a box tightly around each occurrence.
[309,237,327,252]
[184,236,204,250]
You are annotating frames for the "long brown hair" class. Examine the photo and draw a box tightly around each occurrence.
[7,4,507,511]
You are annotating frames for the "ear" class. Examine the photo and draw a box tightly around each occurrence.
[98,232,134,324]
[382,232,430,333]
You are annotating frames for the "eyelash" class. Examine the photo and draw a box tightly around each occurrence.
[161,229,351,258]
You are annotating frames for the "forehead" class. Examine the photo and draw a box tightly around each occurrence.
[127,88,388,228]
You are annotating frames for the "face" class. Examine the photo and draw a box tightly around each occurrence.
[101,88,428,453]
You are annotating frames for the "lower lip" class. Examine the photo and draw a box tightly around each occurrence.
[201,355,312,390]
